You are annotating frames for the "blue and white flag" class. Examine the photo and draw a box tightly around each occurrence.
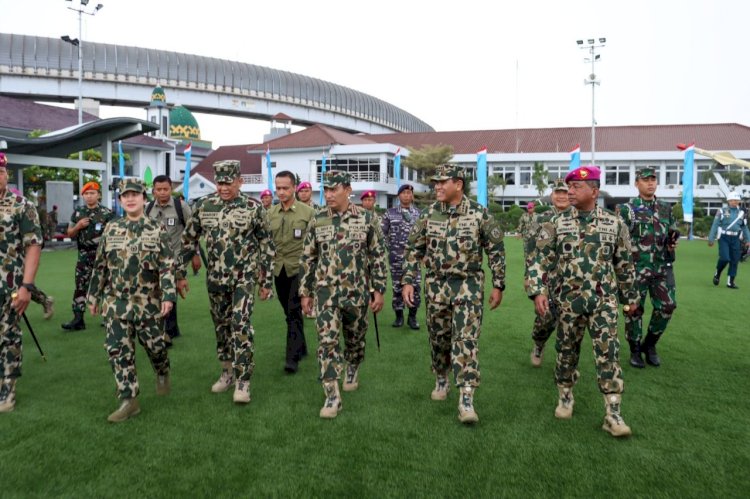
[569,143,581,171]
[394,147,401,189]
[681,143,695,223]
[117,140,125,215]
[266,145,274,192]
[477,147,488,207]
[183,142,192,201]
[319,153,327,206]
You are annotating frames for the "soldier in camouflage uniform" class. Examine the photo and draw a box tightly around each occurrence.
[299,171,387,419]
[527,178,570,367]
[618,167,678,368]
[0,152,43,414]
[402,164,505,425]
[382,184,422,330]
[62,181,114,331]
[87,179,175,423]
[176,161,275,405]
[518,201,538,266]
[526,166,638,438]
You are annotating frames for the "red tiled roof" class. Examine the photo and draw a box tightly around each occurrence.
[248,124,376,151]
[272,113,294,121]
[192,144,262,178]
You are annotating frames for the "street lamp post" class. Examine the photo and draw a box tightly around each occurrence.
[577,37,606,164]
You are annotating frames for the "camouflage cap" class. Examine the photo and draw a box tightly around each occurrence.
[431,164,466,181]
[636,167,657,179]
[549,178,569,192]
[213,160,241,183]
[120,177,145,195]
[323,170,351,188]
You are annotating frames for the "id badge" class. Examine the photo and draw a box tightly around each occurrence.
[168,218,176,227]
[294,228,303,239]
[95,223,102,232]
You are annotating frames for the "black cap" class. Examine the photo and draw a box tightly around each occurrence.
[397,184,414,194]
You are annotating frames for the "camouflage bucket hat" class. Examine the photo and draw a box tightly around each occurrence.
[431,164,466,182]
[549,178,569,192]
[323,170,351,188]
[120,177,145,195]
[636,167,657,179]
[213,160,241,183]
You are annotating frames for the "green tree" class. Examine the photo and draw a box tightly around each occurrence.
[532,162,548,199]
[488,174,508,207]
[402,144,455,206]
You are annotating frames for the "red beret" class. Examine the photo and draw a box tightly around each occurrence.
[81,181,100,194]
[360,190,376,200]
[296,182,312,192]
[260,189,272,198]
[0,152,7,168]
[565,166,601,183]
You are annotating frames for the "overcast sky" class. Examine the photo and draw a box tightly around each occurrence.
[2,0,749,147]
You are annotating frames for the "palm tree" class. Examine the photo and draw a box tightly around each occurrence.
[488,174,508,208]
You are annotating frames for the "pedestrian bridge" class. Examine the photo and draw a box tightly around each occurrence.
[0,33,433,134]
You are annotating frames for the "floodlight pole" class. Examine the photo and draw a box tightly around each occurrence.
[577,38,606,164]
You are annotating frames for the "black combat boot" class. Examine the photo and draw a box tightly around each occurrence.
[713,271,720,286]
[641,333,661,367]
[628,340,645,369]
[392,310,404,328]
[727,276,739,289]
[407,308,420,330]
[61,311,86,331]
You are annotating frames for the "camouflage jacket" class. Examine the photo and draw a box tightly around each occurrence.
[86,216,176,320]
[178,193,274,292]
[518,212,539,241]
[402,196,506,303]
[524,206,569,288]
[0,189,43,299]
[526,206,637,314]
[381,205,422,254]
[69,204,115,250]
[299,203,387,307]
[618,197,676,274]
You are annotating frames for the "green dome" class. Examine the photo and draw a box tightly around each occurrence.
[169,106,201,140]
[150,85,166,107]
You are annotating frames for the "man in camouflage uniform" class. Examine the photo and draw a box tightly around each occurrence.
[87,178,175,423]
[618,167,678,368]
[176,160,274,405]
[299,171,387,419]
[526,166,638,438]
[527,178,570,367]
[62,181,114,331]
[0,152,43,413]
[518,201,538,266]
[708,191,750,289]
[402,164,505,425]
[381,183,422,330]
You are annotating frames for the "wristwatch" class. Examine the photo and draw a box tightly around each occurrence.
[21,283,37,292]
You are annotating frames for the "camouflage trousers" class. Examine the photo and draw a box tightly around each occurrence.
[555,298,624,395]
[0,297,22,381]
[71,248,97,313]
[390,264,421,311]
[426,297,483,388]
[208,285,255,382]
[532,300,559,348]
[316,300,368,382]
[104,315,170,400]
[623,273,676,342]
[30,286,51,308]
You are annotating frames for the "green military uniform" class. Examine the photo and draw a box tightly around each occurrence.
[178,161,274,397]
[267,199,314,370]
[66,198,114,322]
[0,187,43,412]
[518,208,539,265]
[617,167,678,368]
[299,171,387,417]
[402,165,505,422]
[87,179,175,421]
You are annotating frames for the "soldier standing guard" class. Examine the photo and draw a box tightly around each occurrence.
[527,178,570,367]
[62,181,114,331]
[0,152,43,413]
[402,164,505,424]
[708,191,750,289]
[381,183,422,330]
[299,171,387,419]
[526,166,638,438]
[87,179,175,422]
[618,167,678,368]
[176,160,275,405]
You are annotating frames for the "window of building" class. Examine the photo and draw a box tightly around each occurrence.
[665,164,683,186]
[490,165,516,185]
[519,165,532,186]
[704,201,724,217]
[604,165,630,185]
[546,165,567,181]
[316,157,381,182]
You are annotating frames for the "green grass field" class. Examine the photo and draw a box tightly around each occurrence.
[0,239,748,498]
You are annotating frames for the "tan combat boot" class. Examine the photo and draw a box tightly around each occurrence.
[602,393,632,437]
[554,386,574,419]
[530,344,544,367]
[233,380,251,404]
[156,373,171,396]
[43,296,55,320]
[457,386,479,424]
[430,372,450,401]
[342,364,360,392]
[107,398,141,423]
[0,379,16,413]
[319,380,342,419]
[211,361,234,393]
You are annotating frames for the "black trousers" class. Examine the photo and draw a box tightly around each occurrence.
[274,267,307,364]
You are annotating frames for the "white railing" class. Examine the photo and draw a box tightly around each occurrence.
[242,174,264,184]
